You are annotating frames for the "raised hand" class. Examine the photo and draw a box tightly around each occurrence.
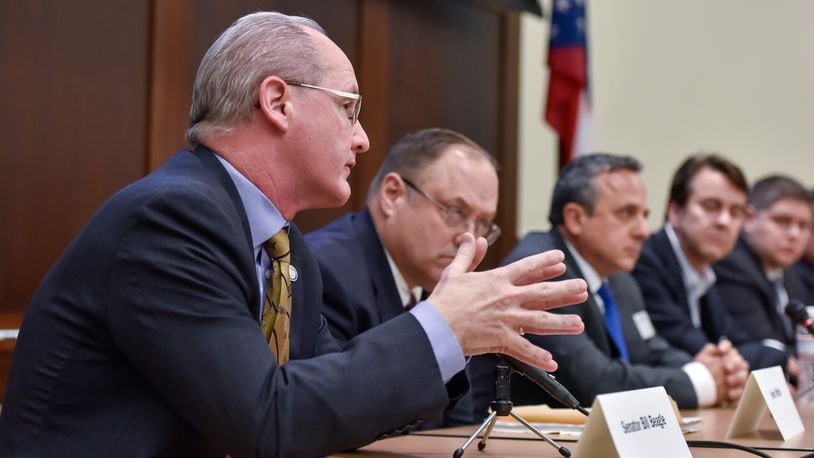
[429,233,587,371]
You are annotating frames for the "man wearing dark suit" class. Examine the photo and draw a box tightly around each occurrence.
[307,128,500,427]
[714,175,813,382]
[307,128,499,345]
[0,12,590,457]
[633,154,785,371]
[471,154,746,416]
[793,188,814,305]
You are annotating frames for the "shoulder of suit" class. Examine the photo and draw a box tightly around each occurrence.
[502,231,555,266]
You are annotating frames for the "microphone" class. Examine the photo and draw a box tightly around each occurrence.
[500,354,590,416]
[785,300,814,335]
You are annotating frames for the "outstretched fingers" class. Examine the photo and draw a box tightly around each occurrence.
[501,250,571,286]
[492,334,560,372]
[514,278,588,311]
[515,309,584,336]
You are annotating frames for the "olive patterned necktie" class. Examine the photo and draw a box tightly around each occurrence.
[261,229,292,364]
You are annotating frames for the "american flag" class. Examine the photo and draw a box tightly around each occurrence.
[545,0,593,168]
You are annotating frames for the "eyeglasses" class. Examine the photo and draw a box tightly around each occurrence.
[401,176,501,245]
[285,81,362,125]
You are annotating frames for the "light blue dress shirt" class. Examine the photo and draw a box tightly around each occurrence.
[215,155,464,382]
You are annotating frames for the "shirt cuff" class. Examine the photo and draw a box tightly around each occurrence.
[410,300,466,383]
[682,361,717,407]
[760,338,788,353]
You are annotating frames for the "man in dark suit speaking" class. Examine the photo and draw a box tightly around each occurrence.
[471,154,746,415]
[0,12,588,457]
[306,127,498,427]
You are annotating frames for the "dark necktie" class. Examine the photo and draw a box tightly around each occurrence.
[261,229,292,364]
[405,294,418,311]
[771,276,795,341]
[597,283,630,363]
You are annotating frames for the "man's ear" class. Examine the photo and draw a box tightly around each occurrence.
[378,173,408,217]
[742,205,758,232]
[257,76,290,132]
[666,201,681,227]
[562,202,587,236]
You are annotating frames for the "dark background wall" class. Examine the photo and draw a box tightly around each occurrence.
[0,0,521,399]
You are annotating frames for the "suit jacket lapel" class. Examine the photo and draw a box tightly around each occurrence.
[652,229,692,315]
[550,230,613,356]
[354,209,405,322]
[737,238,787,336]
[190,145,259,314]
[287,224,308,357]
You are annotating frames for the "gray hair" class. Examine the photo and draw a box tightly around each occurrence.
[186,12,326,144]
[548,153,642,226]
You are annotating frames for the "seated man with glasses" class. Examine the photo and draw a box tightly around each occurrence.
[305,127,499,427]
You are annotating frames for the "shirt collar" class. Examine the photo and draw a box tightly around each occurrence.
[665,224,716,299]
[766,268,784,281]
[384,249,422,307]
[215,155,286,249]
[563,238,603,294]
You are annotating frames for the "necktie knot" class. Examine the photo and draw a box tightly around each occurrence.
[264,229,290,262]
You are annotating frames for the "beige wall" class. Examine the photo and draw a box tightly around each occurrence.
[517,0,814,236]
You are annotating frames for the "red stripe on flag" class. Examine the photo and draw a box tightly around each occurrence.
[545,47,587,165]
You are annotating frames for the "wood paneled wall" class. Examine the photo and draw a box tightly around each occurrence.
[0,0,521,398]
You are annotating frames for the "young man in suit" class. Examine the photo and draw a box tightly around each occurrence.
[471,154,748,416]
[306,127,498,427]
[0,12,590,457]
[633,154,786,371]
[793,188,814,305]
[714,175,813,382]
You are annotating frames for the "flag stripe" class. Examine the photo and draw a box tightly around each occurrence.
[544,0,592,167]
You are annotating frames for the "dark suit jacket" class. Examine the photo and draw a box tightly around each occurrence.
[793,259,814,306]
[305,209,406,345]
[634,228,787,370]
[0,146,459,457]
[470,230,698,416]
[305,208,472,427]
[714,236,806,357]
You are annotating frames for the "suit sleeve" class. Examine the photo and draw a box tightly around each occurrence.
[526,324,698,408]
[633,251,709,356]
[107,191,451,457]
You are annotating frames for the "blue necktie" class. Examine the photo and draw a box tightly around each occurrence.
[597,283,630,363]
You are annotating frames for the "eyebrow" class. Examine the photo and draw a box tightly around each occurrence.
[443,195,496,218]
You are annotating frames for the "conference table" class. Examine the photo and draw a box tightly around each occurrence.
[333,403,814,457]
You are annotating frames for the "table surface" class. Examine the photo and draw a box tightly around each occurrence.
[333,402,814,457]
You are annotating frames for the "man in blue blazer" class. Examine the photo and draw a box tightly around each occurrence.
[471,154,746,416]
[633,154,786,371]
[306,128,500,426]
[0,12,589,457]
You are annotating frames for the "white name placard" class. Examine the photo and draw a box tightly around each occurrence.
[726,365,804,441]
[576,386,690,458]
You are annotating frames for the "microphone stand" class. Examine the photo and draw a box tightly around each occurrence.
[453,359,572,458]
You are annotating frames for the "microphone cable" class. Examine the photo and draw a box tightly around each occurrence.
[686,440,774,457]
